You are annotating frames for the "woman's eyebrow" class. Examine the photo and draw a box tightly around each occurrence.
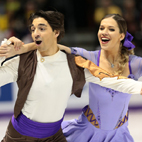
[108,26,115,28]
[100,25,115,28]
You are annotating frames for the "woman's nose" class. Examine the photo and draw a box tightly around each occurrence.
[102,30,109,36]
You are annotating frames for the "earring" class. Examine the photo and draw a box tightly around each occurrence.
[120,39,122,41]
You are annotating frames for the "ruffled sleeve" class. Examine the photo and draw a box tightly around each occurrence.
[129,55,142,80]
[71,47,98,63]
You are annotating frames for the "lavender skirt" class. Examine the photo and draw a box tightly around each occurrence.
[62,112,134,142]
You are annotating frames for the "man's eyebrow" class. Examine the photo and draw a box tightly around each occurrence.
[30,24,47,28]
[38,23,47,27]
[30,24,34,28]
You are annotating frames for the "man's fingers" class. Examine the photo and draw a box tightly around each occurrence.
[0,46,8,54]
[1,44,8,48]
[0,53,7,57]
[0,48,8,51]
[0,48,8,56]
[0,50,8,54]
[0,44,15,57]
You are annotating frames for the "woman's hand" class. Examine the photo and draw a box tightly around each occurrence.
[140,88,142,95]
[58,44,71,54]
[8,36,24,51]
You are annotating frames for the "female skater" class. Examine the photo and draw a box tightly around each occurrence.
[59,14,142,142]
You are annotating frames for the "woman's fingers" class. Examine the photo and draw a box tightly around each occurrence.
[140,88,142,95]
[8,37,24,51]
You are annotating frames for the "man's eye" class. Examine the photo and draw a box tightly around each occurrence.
[30,29,35,32]
[39,27,45,31]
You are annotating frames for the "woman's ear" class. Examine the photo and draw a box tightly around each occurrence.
[120,33,125,41]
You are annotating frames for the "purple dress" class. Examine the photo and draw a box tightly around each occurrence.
[62,48,142,142]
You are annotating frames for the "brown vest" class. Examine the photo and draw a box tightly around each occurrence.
[14,50,85,118]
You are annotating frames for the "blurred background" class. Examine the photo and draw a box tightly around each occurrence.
[0,0,141,52]
[0,0,142,141]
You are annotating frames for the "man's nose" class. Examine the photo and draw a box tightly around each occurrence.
[33,29,40,39]
[35,35,40,40]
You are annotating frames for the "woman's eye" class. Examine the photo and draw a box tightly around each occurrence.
[99,27,104,30]
[109,29,115,31]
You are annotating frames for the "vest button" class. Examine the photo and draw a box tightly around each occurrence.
[40,58,45,62]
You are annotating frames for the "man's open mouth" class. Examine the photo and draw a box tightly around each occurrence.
[35,41,42,45]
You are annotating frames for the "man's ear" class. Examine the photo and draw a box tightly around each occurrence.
[54,30,60,38]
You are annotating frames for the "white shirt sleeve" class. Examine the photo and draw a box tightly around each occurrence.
[84,68,142,95]
[0,56,19,87]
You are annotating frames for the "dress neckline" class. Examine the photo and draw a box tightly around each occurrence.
[97,50,133,77]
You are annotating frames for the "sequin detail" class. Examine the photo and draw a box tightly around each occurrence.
[102,86,118,100]
[97,101,101,127]
[115,111,129,129]
[83,105,100,128]
[83,105,128,129]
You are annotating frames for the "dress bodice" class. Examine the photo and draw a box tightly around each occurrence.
[71,47,142,130]
[88,50,133,130]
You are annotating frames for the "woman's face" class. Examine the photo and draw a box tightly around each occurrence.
[98,17,124,51]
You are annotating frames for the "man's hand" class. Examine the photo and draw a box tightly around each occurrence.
[0,37,24,58]
[0,37,37,58]
[0,44,18,58]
